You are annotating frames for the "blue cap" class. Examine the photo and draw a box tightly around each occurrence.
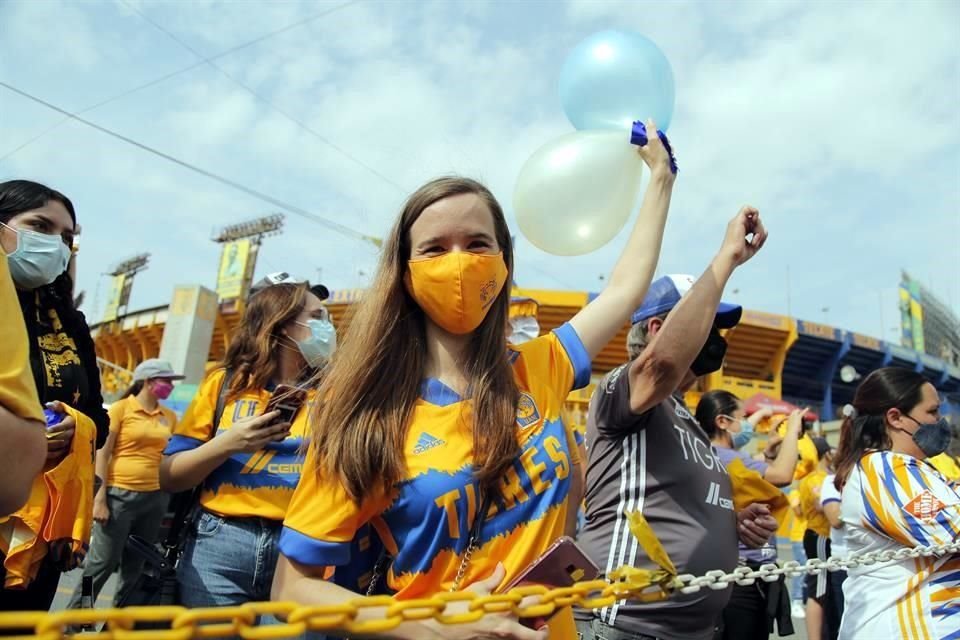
[631,274,742,328]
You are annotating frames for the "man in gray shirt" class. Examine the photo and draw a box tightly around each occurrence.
[576,207,778,640]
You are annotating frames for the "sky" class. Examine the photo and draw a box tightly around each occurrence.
[1,0,958,343]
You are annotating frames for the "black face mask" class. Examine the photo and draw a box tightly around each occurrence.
[691,327,728,376]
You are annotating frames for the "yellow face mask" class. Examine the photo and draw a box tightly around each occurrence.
[406,251,509,334]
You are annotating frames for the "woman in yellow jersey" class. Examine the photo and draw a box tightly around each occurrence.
[273,121,680,640]
[160,275,336,607]
[833,368,959,640]
[797,437,835,640]
[67,359,183,608]
[0,180,109,612]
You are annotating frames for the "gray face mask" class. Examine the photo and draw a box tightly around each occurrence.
[899,414,952,459]
[2,223,71,289]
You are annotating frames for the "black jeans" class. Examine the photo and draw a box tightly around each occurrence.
[0,557,62,635]
[721,583,768,640]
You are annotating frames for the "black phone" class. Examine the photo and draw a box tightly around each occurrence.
[264,384,307,425]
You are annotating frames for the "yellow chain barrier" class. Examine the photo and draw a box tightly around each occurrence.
[0,564,680,639]
[17,508,948,638]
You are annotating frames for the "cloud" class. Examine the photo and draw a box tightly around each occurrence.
[0,0,956,341]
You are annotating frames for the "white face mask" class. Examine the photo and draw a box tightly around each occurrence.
[2,222,71,289]
[294,318,337,367]
[508,316,540,345]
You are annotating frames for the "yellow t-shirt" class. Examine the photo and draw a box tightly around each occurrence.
[928,453,960,482]
[799,469,830,538]
[106,395,176,492]
[0,249,43,423]
[280,325,591,637]
[164,369,313,521]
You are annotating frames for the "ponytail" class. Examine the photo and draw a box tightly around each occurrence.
[834,414,890,490]
[122,380,145,399]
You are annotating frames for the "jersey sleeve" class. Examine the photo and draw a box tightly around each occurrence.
[858,452,960,548]
[820,475,841,506]
[280,448,390,568]
[588,364,654,436]
[164,370,223,455]
[515,323,592,397]
[107,401,126,434]
[0,250,44,424]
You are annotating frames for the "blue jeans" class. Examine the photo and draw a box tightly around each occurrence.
[178,511,327,639]
[791,540,807,602]
[178,510,281,607]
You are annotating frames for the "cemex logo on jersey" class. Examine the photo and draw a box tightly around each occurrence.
[705,482,734,510]
[903,490,947,522]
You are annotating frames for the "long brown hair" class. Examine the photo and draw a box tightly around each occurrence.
[834,367,926,490]
[310,176,519,502]
[222,283,310,397]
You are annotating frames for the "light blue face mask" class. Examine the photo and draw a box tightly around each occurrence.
[294,318,337,368]
[2,223,71,289]
[724,417,754,450]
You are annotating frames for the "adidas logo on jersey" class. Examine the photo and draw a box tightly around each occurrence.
[413,432,445,455]
[705,482,734,510]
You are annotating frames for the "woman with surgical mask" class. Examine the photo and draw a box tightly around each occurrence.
[67,359,183,609]
[0,180,109,612]
[833,368,959,640]
[697,391,804,640]
[160,277,334,608]
[272,121,675,640]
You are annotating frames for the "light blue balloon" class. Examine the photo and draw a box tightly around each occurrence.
[559,30,675,132]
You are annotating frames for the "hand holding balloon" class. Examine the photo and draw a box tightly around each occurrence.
[559,30,675,132]
[631,120,677,175]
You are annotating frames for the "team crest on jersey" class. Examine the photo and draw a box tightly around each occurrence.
[516,392,541,430]
[903,490,946,522]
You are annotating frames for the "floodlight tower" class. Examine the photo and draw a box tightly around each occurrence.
[212,213,285,313]
[102,253,151,322]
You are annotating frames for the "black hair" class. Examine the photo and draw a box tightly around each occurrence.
[0,179,77,226]
[695,390,741,438]
[834,367,927,489]
[122,380,145,399]
[0,179,79,322]
[0,179,108,447]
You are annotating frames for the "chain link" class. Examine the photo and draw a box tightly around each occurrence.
[0,540,955,639]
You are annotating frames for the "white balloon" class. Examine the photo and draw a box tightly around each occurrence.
[514,130,644,256]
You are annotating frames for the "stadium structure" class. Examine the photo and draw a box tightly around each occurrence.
[91,288,960,429]
[89,214,960,427]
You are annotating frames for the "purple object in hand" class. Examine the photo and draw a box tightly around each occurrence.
[43,408,63,429]
[630,121,678,175]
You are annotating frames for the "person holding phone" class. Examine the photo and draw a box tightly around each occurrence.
[160,273,335,607]
[0,180,108,612]
[272,123,675,640]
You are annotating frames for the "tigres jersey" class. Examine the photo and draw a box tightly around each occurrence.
[164,369,312,521]
[280,324,590,599]
[839,451,960,640]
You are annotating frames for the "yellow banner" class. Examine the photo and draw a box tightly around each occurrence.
[216,239,251,301]
[102,274,127,323]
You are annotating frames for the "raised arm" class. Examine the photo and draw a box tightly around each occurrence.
[763,409,804,487]
[569,119,675,359]
[628,208,768,414]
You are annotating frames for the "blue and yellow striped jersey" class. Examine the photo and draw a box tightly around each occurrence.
[279,323,590,600]
[164,369,312,521]
[839,450,960,640]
